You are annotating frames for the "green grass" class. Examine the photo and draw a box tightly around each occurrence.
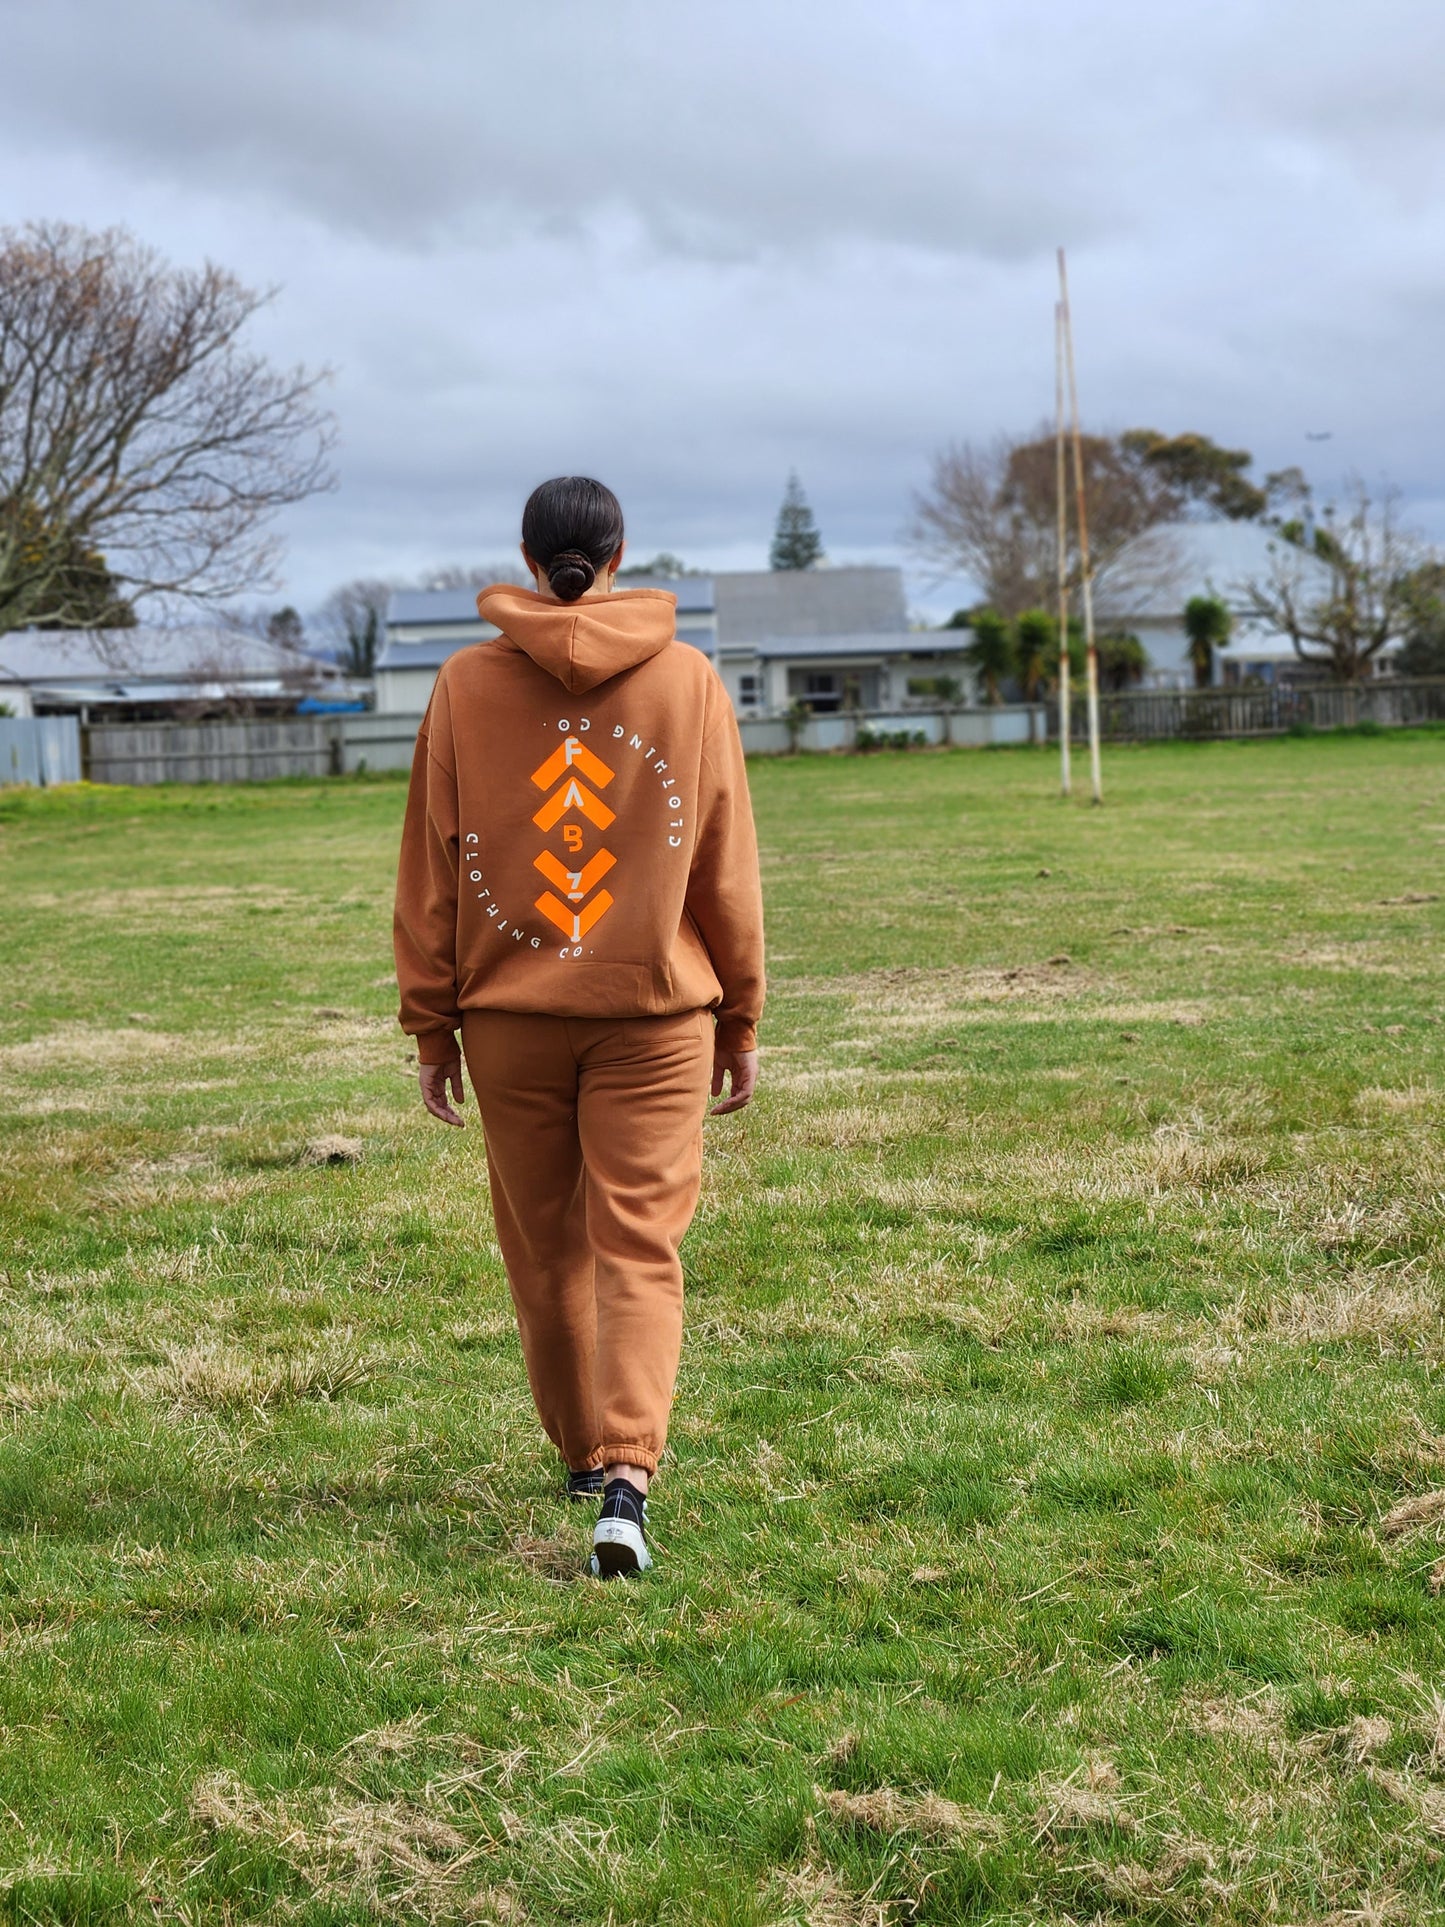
[0,732,1443,1925]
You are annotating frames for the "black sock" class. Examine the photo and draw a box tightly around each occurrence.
[601,1477,647,1527]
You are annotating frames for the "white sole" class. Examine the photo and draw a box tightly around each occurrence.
[590,1516,652,1577]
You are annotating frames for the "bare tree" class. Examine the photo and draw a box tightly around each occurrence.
[315,576,396,676]
[0,221,335,638]
[907,426,1182,619]
[1239,479,1431,682]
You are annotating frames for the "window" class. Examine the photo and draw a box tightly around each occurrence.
[737,674,761,707]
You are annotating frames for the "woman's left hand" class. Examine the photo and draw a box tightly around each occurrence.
[419,1056,466,1126]
[709,1048,758,1116]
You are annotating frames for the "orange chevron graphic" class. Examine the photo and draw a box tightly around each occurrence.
[533,848,616,900]
[535,888,615,941]
[531,739,615,790]
[532,777,615,832]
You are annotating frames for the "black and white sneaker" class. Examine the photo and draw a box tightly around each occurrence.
[589,1477,652,1578]
[564,1466,605,1503]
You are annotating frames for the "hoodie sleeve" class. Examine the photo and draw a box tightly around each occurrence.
[393,680,463,1065]
[685,673,766,1053]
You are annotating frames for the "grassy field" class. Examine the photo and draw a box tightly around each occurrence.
[1,730,1444,1926]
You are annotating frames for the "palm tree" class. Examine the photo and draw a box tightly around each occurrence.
[1013,609,1055,701]
[1183,595,1232,688]
[963,609,1014,705]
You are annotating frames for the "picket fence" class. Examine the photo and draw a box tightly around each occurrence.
[1054,677,1445,742]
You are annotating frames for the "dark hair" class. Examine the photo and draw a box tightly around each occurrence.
[521,475,625,603]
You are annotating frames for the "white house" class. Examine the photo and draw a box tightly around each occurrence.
[0,625,361,721]
[374,566,971,716]
[1097,519,1396,688]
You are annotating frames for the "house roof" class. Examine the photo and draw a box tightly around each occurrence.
[387,588,496,626]
[712,566,906,641]
[376,636,481,672]
[386,577,717,628]
[0,625,340,687]
[1099,520,1336,622]
[377,631,720,675]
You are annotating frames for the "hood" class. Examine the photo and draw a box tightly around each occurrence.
[476,583,677,694]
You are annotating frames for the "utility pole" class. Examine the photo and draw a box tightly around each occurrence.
[1054,300,1071,797]
[1057,247,1103,805]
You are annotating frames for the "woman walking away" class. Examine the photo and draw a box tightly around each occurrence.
[393,476,765,1579]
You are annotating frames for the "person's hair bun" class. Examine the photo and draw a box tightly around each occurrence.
[547,549,596,602]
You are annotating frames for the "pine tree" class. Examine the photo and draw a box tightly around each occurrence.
[769,472,824,571]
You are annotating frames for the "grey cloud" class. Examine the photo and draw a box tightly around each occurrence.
[2,0,1444,616]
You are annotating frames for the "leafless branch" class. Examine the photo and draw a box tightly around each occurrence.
[906,424,1182,619]
[1237,478,1432,681]
[0,221,336,638]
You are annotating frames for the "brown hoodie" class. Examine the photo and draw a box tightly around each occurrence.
[393,583,765,1064]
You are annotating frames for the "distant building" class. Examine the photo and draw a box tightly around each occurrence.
[0,626,360,721]
[1098,520,1399,688]
[375,566,970,715]
[375,576,716,713]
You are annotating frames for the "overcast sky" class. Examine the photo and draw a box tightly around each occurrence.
[3,0,1444,622]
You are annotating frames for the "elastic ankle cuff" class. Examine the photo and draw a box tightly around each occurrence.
[601,1445,659,1475]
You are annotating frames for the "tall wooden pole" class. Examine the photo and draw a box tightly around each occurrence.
[1057,248,1103,805]
[1054,300,1072,797]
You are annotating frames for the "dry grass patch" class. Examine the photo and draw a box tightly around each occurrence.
[508,1531,585,1584]
[1369,1769,1445,1839]
[1032,1760,1138,1839]
[1268,1271,1444,1349]
[338,1714,434,1761]
[1133,1125,1267,1192]
[0,1023,263,1074]
[301,1134,364,1166]
[157,1345,371,1411]
[816,1785,1001,1845]
[767,1859,897,1927]
[780,959,1102,1033]
[1378,1491,1445,1542]
[190,1769,481,1921]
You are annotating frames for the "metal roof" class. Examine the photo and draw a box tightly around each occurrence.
[387,578,716,627]
[0,624,341,685]
[377,636,484,672]
[1099,520,1337,622]
[713,566,906,642]
[29,680,297,704]
[387,587,493,625]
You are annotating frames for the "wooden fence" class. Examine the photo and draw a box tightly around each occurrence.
[84,718,343,784]
[1053,677,1445,742]
[72,679,1445,784]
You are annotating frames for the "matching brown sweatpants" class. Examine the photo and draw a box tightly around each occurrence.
[459,1008,714,1477]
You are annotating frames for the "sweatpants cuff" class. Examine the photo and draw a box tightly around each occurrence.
[595,1443,660,1474]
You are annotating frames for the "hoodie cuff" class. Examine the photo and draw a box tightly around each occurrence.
[713,1015,757,1054]
[415,1028,461,1065]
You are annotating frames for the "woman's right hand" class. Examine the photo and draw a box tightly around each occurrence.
[419,1057,466,1126]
